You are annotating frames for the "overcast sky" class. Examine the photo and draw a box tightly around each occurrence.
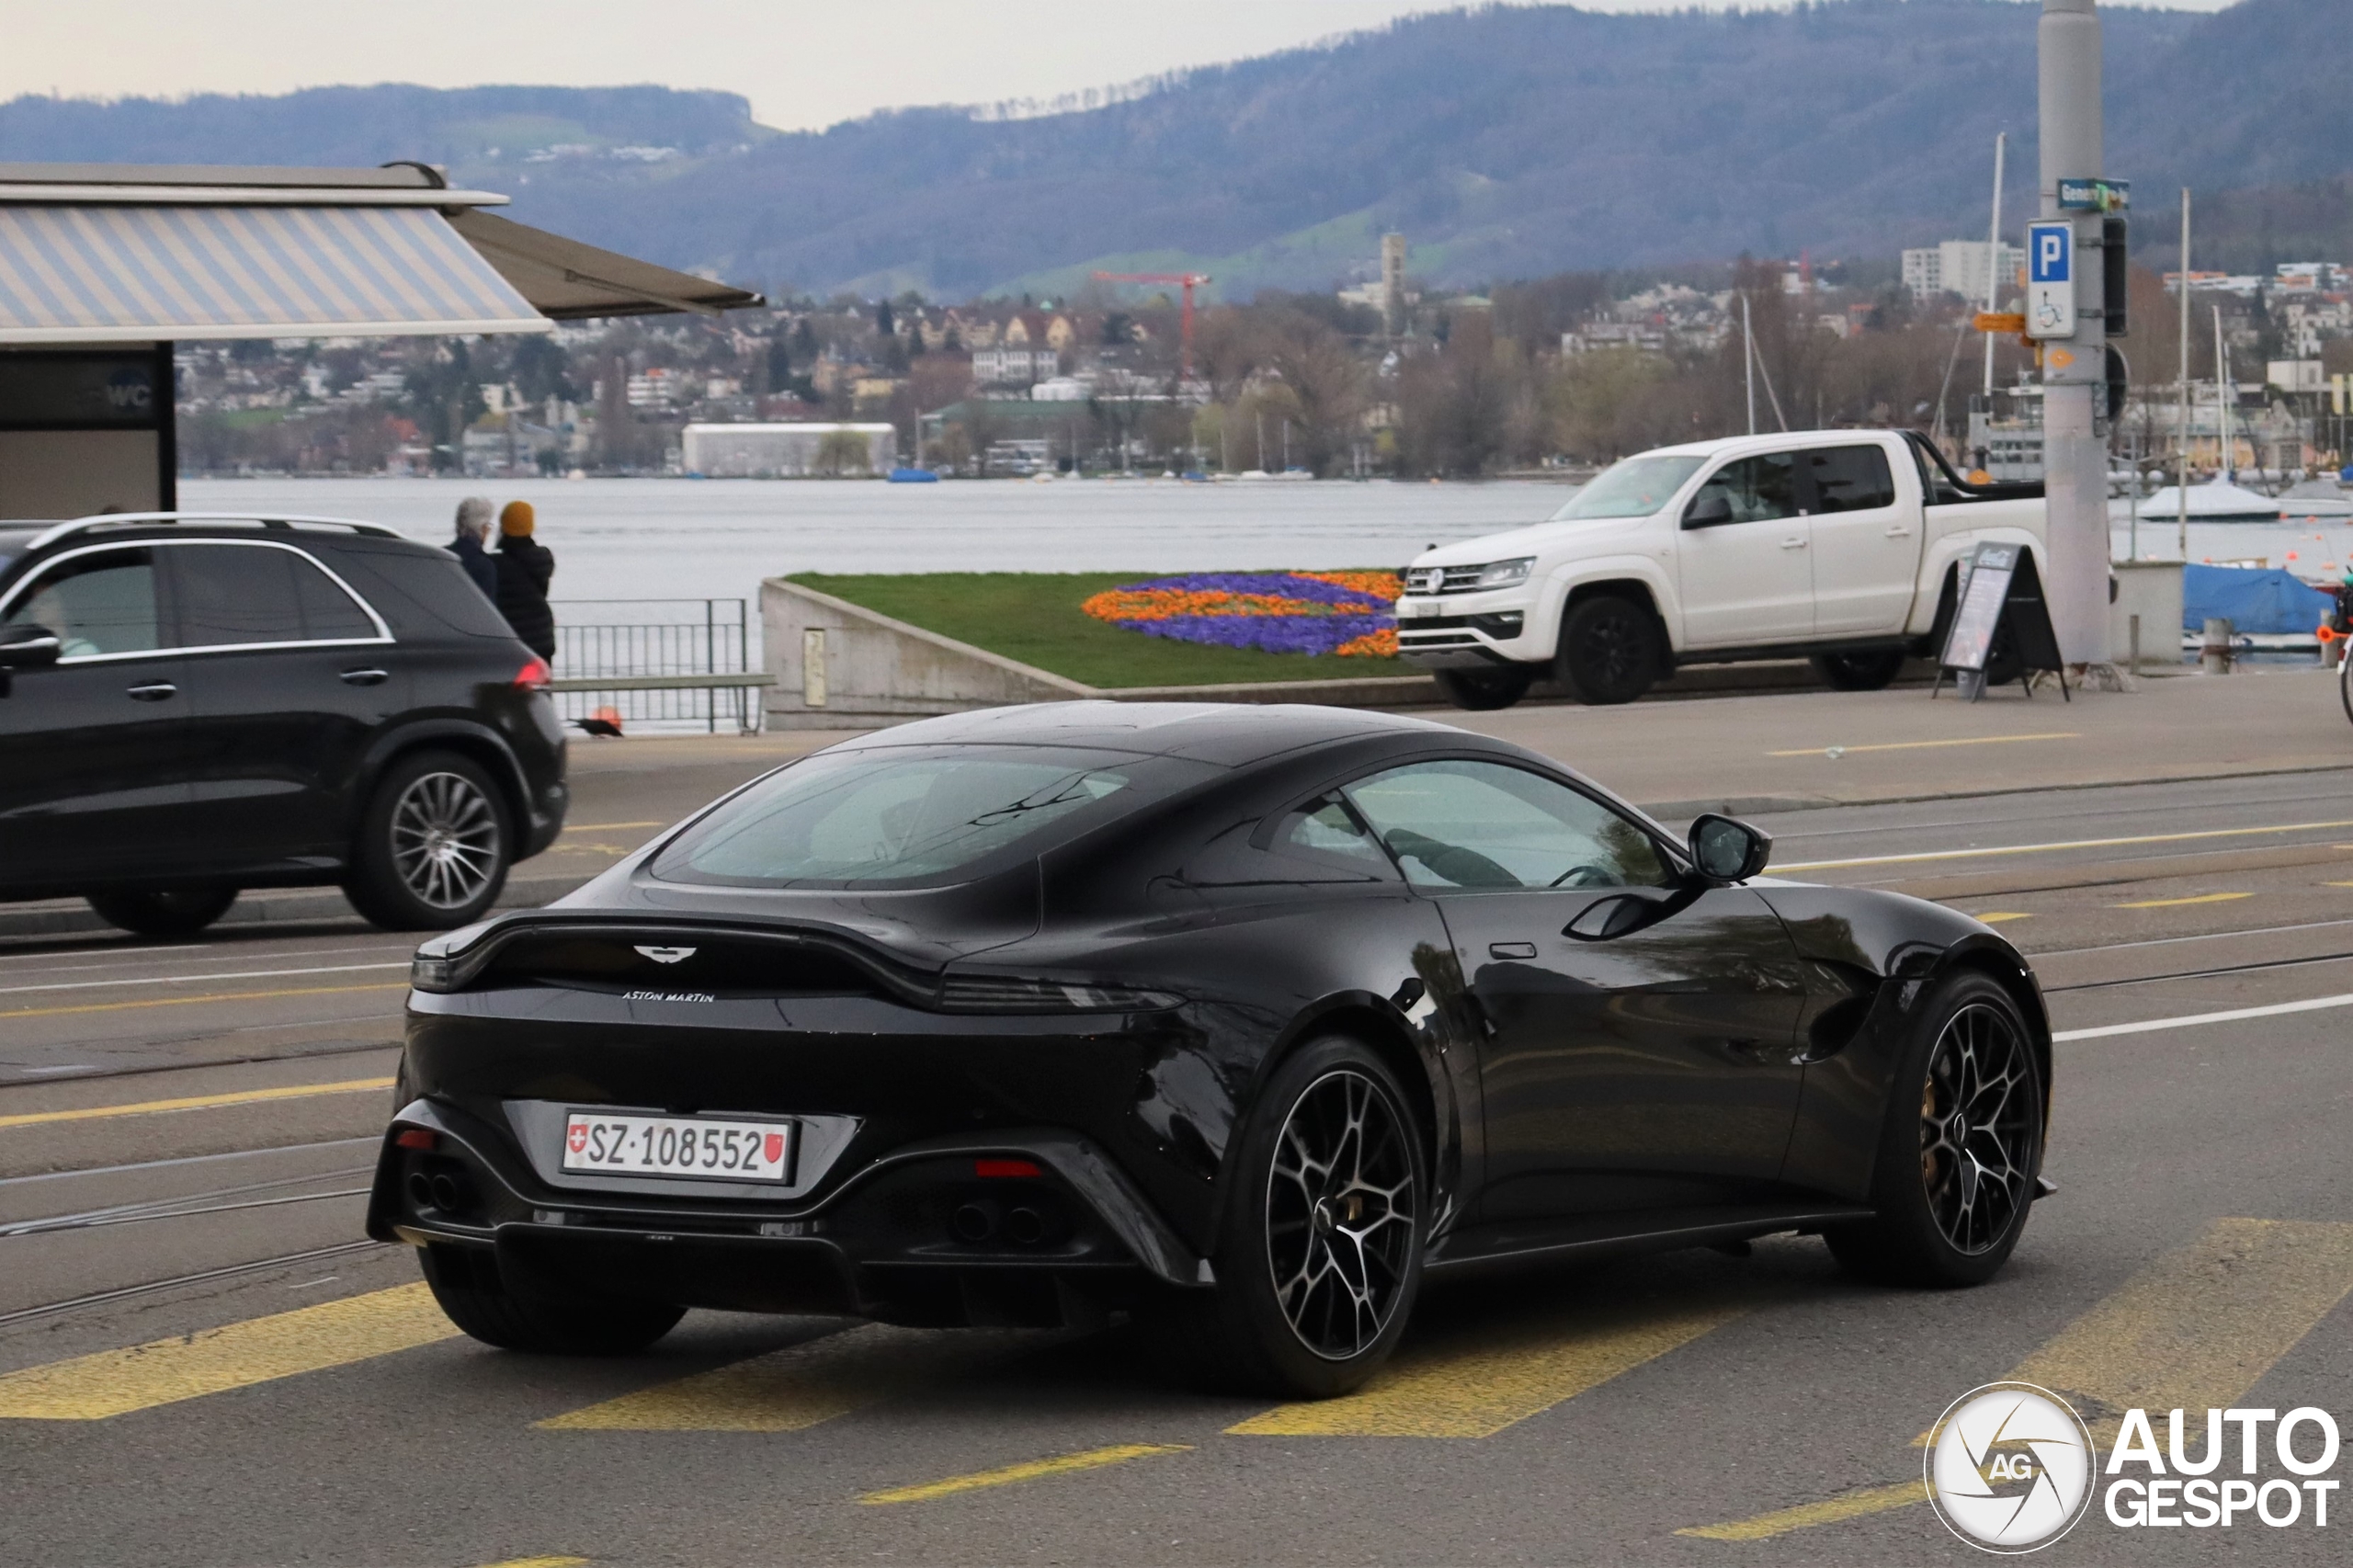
[6,0,2240,134]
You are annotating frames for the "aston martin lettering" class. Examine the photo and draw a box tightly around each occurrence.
[622,989,717,1003]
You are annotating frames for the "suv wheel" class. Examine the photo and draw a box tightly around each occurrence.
[1553,595,1660,705]
[1432,666,1534,711]
[1809,649,1907,691]
[85,886,237,937]
[345,750,511,930]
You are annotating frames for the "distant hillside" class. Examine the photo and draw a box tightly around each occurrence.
[3,1,2347,298]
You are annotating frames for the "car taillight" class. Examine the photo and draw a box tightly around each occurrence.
[513,656,551,693]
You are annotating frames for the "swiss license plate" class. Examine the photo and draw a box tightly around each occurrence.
[561,1110,795,1182]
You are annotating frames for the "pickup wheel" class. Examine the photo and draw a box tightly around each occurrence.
[1553,595,1659,706]
[1432,666,1533,711]
[1810,650,1907,691]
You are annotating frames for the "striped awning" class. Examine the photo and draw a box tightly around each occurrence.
[0,202,550,343]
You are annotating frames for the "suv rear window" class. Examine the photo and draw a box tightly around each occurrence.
[169,544,379,646]
[328,546,516,640]
[653,745,1204,890]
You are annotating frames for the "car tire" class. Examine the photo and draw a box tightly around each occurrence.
[1826,971,2043,1288]
[1432,666,1534,711]
[344,750,511,931]
[1158,1036,1427,1398]
[417,1244,684,1356]
[1808,649,1908,691]
[85,886,237,937]
[1553,595,1660,705]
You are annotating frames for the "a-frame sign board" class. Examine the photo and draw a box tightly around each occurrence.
[1932,541,2069,701]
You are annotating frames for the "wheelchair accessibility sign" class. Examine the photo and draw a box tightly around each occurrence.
[2027,221,2075,340]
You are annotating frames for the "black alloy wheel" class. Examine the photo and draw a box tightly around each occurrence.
[1157,1036,1426,1396]
[1433,665,1534,711]
[1828,971,2042,1287]
[1809,649,1908,691]
[344,750,511,930]
[85,886,238,937]
[1553,595,1660,706]
[1916,1000,2038,1256]
[1266,1066,1420,1361]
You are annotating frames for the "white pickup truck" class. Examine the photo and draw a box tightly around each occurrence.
[1396,429,2048,709]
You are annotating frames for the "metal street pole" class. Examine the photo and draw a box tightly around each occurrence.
[2037,0,2114,678]
[2177,187,2191,558]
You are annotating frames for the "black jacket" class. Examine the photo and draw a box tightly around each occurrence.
[450,533,498,601]
[494,537,557,658]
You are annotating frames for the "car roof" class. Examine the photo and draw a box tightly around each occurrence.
[1637,428,1903,461]
[831,701,1463,767]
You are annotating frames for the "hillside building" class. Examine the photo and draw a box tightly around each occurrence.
[1903,240,2026,304]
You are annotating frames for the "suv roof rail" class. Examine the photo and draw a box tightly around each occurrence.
[23,512,410,551]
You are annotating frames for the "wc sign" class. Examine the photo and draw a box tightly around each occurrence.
[2027,221,2075,340]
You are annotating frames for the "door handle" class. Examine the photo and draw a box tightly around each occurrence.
[1487,941,1538,960]
[1779,536,1808,549]
[1882,526,1915,539]
[125,682,176,701]
[339,668,391,686]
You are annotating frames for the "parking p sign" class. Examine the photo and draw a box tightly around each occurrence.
[2027,221,2075,340]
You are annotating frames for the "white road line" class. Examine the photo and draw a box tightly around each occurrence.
[2053,993,2353,1041]
[0,961,408,998]
[1778,817,2353,873]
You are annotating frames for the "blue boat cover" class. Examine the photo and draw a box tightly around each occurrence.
[2180,563,2336,633]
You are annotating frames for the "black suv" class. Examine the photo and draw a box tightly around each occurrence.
[0,513,567,935]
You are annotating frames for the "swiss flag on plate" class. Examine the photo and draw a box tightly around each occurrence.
[764,1131,785,1165]
[566,1121,588,1153]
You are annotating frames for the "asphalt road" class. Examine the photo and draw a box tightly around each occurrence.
[2,762,2349,1566]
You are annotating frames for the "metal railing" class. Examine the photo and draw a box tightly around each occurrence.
[549,598,762,733]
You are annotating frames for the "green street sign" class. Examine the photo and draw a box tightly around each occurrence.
[2057,177,2130,212]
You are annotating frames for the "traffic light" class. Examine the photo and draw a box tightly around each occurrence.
[2102,216,2129,336]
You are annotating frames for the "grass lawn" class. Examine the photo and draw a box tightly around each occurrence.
[790,572,1406,689]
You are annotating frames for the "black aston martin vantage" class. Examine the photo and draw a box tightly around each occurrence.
[370,702,2052,1395]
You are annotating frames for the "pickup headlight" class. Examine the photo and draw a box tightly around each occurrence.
[1474,557,1535,590]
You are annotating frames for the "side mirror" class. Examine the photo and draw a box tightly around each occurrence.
[1689,812,1771,882]
[1683,494,1733,528]
[0,625,62,670]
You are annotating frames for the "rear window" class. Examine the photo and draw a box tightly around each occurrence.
[328,546,515,640]
[652,744,1205,889]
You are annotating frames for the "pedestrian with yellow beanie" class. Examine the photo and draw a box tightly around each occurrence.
[493,500,557,659]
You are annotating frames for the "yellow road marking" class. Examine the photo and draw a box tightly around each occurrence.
[2113,891,2252,910]
[1677,1481,1926,1540]
[476,1559,589,1567]
[2325,881,2353,888]
[1227,1293,1750,1438]
[1970,912,2033,924]
[859,1443,1190,1506]
[0,1283,457,1420]
[536,1324,1049,1432]
[545,843,631,856]
[0,1075,396,1130]
[1768,732,2078,757]
[0,981,407,1021]
[561,821,662,832]
[1678,1218,2353,1541]
[1779,817,2353,873]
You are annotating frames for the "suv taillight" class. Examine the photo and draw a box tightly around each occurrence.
[513,656,551,693]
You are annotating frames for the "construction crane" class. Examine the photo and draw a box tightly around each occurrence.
[1091,271,1211,381]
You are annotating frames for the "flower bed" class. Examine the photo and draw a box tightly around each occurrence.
[1080,571,1403,658]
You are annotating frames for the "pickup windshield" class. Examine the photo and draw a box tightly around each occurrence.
[1549,455,1707,520]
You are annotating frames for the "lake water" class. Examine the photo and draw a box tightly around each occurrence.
[180,476,1573,607]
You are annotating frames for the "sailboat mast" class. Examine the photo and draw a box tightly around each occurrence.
[2177,187,2190,557]
[1984,131,2006,398]
[2213,305,2230,483]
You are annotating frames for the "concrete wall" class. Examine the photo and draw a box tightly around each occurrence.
[759,576,1445,729]
[762,577,1090,729]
